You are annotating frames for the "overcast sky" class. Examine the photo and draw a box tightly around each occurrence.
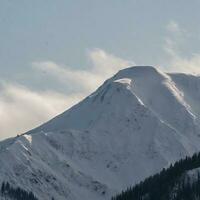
[1,0,200,139]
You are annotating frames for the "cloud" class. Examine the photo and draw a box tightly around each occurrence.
[166,21,182,35]
[163,20,200,74]
[164,20,185,58]
[0,49,134,140]
[167,54,200,74]
[32,61,102,92]
[33,49,134,93]
[0,82,85,139]
[88,48,133,75]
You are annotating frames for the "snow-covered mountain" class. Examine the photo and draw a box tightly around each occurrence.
[1,66,200,200]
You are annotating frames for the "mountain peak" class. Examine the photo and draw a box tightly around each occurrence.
[119,65,157,72]
[114,66,169,82]
[28,65,196,135]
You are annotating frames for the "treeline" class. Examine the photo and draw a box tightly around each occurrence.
[1,181,38,200]
[112,152,200,200]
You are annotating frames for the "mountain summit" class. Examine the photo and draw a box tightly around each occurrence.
[1,66,200,200]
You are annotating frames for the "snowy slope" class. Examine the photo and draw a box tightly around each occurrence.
[1,66,200,200]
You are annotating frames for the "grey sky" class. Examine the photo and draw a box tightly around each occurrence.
[1,0,200,139]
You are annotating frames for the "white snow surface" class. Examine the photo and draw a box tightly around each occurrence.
[1,66,200,199]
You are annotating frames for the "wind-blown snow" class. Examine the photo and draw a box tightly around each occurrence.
[1,66,200,200]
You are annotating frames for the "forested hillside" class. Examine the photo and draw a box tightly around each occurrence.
[112,152,200,200]
[0,182,38,200]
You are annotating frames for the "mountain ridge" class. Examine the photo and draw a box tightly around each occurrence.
[1,66,200,199]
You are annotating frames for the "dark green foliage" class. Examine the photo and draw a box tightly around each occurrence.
[1,181,38,200]
[112,152,200,200]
